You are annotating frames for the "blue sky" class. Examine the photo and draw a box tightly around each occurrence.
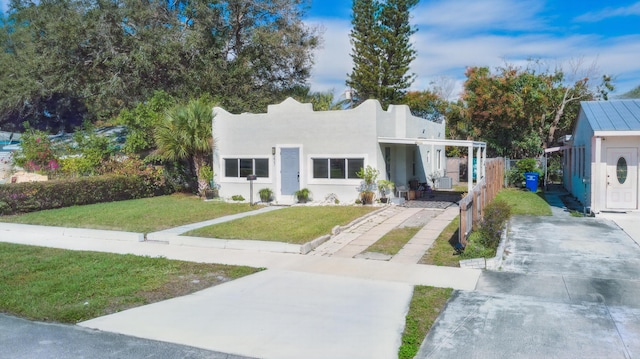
[304,0,640,99]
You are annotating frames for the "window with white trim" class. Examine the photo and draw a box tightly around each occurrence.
[312,158,364,179]
[224,158,269,178]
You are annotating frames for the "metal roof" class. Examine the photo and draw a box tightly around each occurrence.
[581,100,640,131]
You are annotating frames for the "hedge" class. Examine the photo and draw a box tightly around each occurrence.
[0,174,173,215]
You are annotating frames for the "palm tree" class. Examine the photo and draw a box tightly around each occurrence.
[156,98,213,195]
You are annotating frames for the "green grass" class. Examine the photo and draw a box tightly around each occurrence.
[495,188,552,216]
[366,227,420,256]
[399,286,453,359]
[0,242,259,323]
[420,216,461,267]
[186,206,377,244]
[459,231,496,259]
[0,193,257,233]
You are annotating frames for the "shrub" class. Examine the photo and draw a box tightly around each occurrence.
[507,158,541,187]
[478,200,511,249]
[0,174,172,215]
[12,125,60,177]
[231,195,245,201]
[459,232,496,259]
[259,188,273,202]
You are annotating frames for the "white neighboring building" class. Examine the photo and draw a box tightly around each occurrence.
[563,100,640,212]
[212,98,447,204]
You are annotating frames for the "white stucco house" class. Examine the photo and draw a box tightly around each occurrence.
[563,100,640,212]
[212,98,450,204]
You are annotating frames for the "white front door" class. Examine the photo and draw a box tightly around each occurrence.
[606,148,638,209]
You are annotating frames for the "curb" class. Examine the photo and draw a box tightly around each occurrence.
[459,221,509,270]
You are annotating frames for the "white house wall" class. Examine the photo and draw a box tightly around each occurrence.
[213,98,445,204]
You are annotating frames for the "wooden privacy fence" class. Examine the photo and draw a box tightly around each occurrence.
[459,157,504,244]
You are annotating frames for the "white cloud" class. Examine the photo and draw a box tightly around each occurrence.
[306,18,353,94]
[413,0,546,32]
[574,2,640,22]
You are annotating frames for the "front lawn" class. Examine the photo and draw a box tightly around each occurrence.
[495,188,552,216]
[185,206,377,244]
[0,242,259,323]
[0,193,256,233]
[366,227,420,256]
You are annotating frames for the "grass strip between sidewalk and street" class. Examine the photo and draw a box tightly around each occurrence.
[366,226,420,256]
[399,286,453,359]
[0,242,260,323]
[0,193,257,233]
[185,206,377,244]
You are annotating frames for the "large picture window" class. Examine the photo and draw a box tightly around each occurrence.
[224,158,269,178]
[312,158,364,179]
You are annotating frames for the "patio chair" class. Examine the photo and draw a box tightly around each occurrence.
[395,185,408,199]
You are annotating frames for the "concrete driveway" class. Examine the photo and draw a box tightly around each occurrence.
[417,212,640,358]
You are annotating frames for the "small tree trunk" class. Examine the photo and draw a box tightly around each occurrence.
[193,156,209,196]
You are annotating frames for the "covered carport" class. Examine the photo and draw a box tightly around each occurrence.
[377,137,487,193]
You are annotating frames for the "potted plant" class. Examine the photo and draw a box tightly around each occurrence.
[199,165,217,199]
[259,188,273,203]
[356,165,379,205]
[377,179,394,203]
[295,188,311,203]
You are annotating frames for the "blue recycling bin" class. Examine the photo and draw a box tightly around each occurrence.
[524,172,539,192]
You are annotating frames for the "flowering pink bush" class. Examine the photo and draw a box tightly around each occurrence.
[12,127,60,177]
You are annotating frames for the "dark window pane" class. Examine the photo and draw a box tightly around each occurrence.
[225,159,238,177]
[240,159,253,177]
[255,159,269,177]
[330,159,346,179]
[348,159,364,179]
[313,159,329,178]
[617,157,628,184]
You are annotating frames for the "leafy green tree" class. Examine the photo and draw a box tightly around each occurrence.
[287,86,348,111]
[115,91,177,155]
[378,0,418,105]
[401,90,447,121]
[620,85,640,99]
[346,0,418,108]
[459,61,612,158]
[0,0,319,131]
[155,98,213,195]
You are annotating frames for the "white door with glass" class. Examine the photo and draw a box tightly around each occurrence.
[606,148,638,209]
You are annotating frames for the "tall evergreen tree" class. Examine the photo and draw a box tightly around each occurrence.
[379,0,418,105]
[346,0,418,108]
[346,0,382,104]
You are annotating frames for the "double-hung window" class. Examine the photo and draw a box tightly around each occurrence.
[224,158,269,178]
[312,158,364,179]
